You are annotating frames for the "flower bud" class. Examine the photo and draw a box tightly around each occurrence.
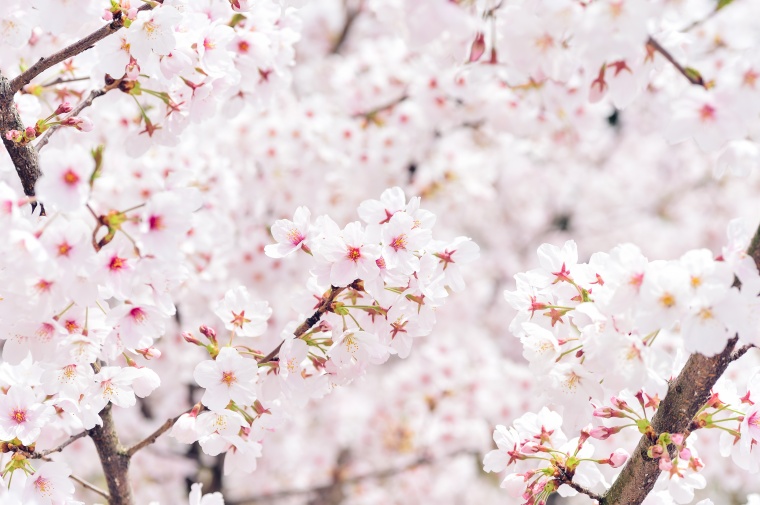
[55,102,73,115]
[199,325,217,343]
[608,449,629,468]
[24,127,36,139]
[182,331,203,346]
[136,347,161,360]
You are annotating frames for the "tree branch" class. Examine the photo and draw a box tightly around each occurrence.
[88,404,133,505]
[330,0,362,55]
[0,71,41,198]
[646,36,706,88]
[8,3,155,94]
[70,473,111,500]
[125,412,185,457]
[32,430,88,458]
[258,282,358,363]
[600,220,760,505]
[35,86,109,152]
[227,450,476,505]
[730,343,755,362]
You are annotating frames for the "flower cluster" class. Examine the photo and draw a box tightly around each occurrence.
[173,187,478,472]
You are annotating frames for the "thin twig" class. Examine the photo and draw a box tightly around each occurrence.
[70,473,110,500]
[330,0,362,54]
[8,3,156,94]
[258,282,357,363]
[227,450,476,504]
[565,480,603,502]
[646,36,706,88]
[126,412,186,457]
[32,430,88,458]
[35,87,108,151]
[37,76,91,89]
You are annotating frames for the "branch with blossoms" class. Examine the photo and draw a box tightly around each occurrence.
[8,2,156,95]
[486,219,760,505]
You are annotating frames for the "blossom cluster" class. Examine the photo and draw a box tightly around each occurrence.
[171,187,478,474]
[485,220,760,503]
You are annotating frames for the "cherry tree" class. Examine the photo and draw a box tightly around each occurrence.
[0,1,760,505]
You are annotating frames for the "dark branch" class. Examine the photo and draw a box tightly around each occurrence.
[227,450,476,504]
[8,3,155,94]
[258,282,358,363]
[0,71,41,198]
[88,404,133,505]
[330,0,362,54]
[32,430,88,458]
[646,36,706,88]
[35,86,108,152]
[601,220,760,505]
[126,412,186,457]
[730,343,756,362]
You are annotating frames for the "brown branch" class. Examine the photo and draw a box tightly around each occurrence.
[258,282,358,363]
[125,412,186,457]
[646,36,706,88]
[330,0,362,55]
[32,430,88,458]
[227,450,476,504]
[565,481,603,502]
[35,86,108,152]
[0,71,41,198]
[731,343,756,362]
[36,76,91,89]
[70,473,111,500]
[8,3,155,94]
[88,404,133,505]
[600,220,760,505]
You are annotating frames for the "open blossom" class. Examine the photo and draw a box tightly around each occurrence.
[322,222,381,287]
[213,286,272,337]
[194,347,258,411]
[35,147,92,212]
[21,461,75,505]
[0,387,54,445]
[126,5,182,60]
[264,206,312,258]
[188,482,224,505]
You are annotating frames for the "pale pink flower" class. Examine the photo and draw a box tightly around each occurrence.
[264,206,312,258]
[213,286,272,338]
[0,387,53,445]
[194,347,258,411]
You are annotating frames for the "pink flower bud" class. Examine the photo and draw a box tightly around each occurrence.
[127,7,138,19]
[55,102,73,115]
[679,447,691,460]
[136,347,161,360]
[61,116,93,132]
[608,449,629,468]
[469,33,486,62]
[670,433,684,446]
[102,10,114,21]
[199,325,217,342]
[182,331,202,345]
[589,426,612,440]
[5,129,22,142]
[24,126,36,139]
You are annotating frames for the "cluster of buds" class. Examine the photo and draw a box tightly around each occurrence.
[102,0,139,25]
[4,102,92,146]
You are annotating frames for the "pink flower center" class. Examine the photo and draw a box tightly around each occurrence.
[221,371,236,386]
[390,234,407,251]
[62,169,80,186]
[109,256,126,271]
[347,247,362,262]
[34,475,52,495]
[11,409,26,424]
[699,104,716,122]
[149,215,164,231]
[287,228,305,246]
[129,307,147,323]
[57,242,72,257]
[230,310,251,329]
